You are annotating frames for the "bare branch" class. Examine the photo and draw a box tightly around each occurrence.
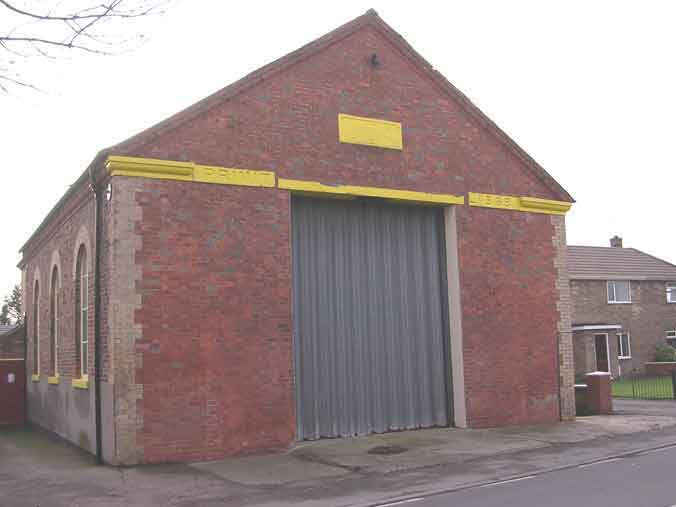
[0,0,162,22]
[0,36,110,54]
[0,73,42,93]
[0,0,171,93]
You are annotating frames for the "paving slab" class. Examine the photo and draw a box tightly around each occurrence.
[191,453,349,485]
[290,427,547,474]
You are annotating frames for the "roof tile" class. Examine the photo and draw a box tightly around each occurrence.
[568,246,676,280]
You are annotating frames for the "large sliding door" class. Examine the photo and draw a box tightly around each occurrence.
[292,196,450,440]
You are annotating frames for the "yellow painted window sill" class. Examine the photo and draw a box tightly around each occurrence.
[72,377,89,390]
[31,374,40,382]
[48,375,60,385]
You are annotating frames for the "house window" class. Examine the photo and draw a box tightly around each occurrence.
[608,280,631,303]
[75,245,88,378]
[32,280,39,376]
[617,332,632,359]
[667,283,676,303]
[667,331,676,348]
[49,266,59,377]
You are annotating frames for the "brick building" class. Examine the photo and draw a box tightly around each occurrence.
[0,324,26,425]
[19,10,575,465]
[569,236,676,378]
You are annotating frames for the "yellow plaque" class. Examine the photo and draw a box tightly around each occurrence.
[338,114,403,150]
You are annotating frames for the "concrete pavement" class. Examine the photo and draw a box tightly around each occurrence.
[2,400,676,506]
[194,407,676,481]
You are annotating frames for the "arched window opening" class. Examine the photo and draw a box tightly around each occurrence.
[49,266,59,377]
[33,280,40,376]
[75,245,88,378]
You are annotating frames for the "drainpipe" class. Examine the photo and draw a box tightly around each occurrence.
[23,313,27,425]
[88,167,103,465]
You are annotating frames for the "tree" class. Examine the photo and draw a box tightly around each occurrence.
[0,0,171,92]
[0,285,23,325]
[0,304,9,325]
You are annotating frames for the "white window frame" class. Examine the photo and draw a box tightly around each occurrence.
[666,330,676,347]
[667,282,676,303]
[607,280,632,304]
[80,269,89,379]
[55,285,59,374]
[617,332,632,359]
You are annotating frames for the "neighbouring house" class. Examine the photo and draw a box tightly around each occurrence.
[0,323,24,359]
[18,10,575,465]
[569,236,676,378]
[0,323,26,425]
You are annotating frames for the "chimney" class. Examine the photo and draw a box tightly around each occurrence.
[610,235,623,248]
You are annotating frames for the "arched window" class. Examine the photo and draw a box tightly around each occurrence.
[75,245,88,378]
[33,279,40,376]
[49,266,59,377]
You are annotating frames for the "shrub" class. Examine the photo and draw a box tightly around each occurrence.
[655,343,676,362]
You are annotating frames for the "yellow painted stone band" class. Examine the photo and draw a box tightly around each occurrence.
[48,375,60,385]
[469,192,571,216]
[106,156,276,188]
[31,373,40,382]
[279,178,464,205]
[72,377,89,390]
[105,157,570,214]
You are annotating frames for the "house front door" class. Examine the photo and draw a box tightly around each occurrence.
[594,334,610,372]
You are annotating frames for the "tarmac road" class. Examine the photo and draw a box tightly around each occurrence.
[377,444,676,507]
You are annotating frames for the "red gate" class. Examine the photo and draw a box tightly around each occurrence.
[0,360,25,425]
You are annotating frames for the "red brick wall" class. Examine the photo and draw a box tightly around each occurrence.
[133,180,294,463]
[115,24,564,462]
[585,373,612,415]
[457,207,560,426]
[0,361,25,425]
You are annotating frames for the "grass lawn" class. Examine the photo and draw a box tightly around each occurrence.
[612,376,674,399]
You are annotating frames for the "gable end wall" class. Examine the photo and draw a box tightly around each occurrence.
[106,26,569,463]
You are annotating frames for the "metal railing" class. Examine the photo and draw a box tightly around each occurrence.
[612,370,676,400]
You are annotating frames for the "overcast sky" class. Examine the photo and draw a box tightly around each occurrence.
[1,0,674,301]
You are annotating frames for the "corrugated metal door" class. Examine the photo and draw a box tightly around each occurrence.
[292,196,450,440]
